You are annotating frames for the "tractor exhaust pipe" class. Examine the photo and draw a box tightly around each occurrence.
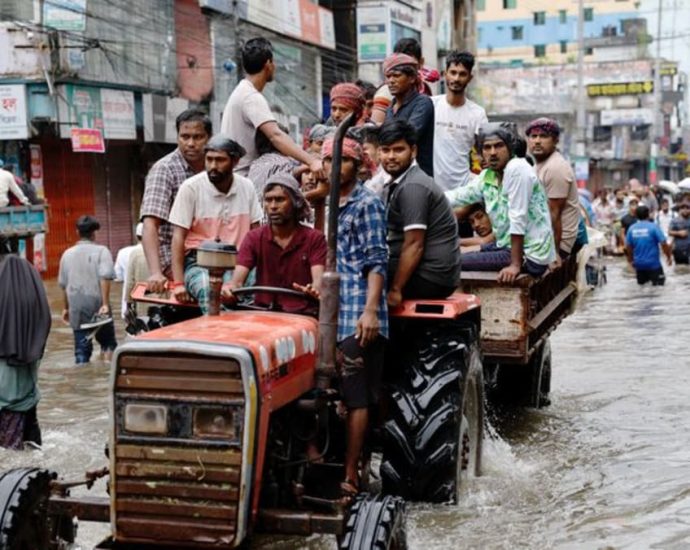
[315,112,358,389]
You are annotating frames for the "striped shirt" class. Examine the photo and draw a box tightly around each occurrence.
[139,149,197,273]
[336,183,389,342]
[168,172,263,252]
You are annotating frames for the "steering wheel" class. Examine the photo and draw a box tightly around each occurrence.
[229,285,318,313]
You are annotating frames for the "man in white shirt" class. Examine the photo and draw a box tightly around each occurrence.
[220,37,321,178]
[432,50,487,193]
[114,223,143,319]
[0,161,30,208]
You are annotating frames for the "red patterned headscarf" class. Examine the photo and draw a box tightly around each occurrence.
[382,53,419,76]
[525,117,561,137]
[330,83,365,113]
[321,137,363,162]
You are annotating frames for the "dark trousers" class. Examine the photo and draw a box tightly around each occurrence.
[402,272,457,300]
[73,322,117,364]
[462,244,548,278]
[672,249,689,265]
[636,267,665,286]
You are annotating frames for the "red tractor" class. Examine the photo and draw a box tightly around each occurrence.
[0,116,485,549]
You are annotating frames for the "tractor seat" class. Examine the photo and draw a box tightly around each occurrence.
[389,292,480,320]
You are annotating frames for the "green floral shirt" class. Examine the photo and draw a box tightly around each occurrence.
[446,158,556,265]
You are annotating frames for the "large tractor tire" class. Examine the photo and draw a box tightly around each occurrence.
[339,493,407,550]
[0,468,76,550]
[381,322,484,503]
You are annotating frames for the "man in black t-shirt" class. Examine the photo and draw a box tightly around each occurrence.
[379,120,461,307]
[619,196,639,243]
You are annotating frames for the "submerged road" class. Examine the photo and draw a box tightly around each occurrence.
[1,259,689,549]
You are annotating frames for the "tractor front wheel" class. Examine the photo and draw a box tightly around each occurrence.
[339,493,407,550]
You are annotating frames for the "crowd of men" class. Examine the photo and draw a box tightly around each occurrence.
[8,35,682,461]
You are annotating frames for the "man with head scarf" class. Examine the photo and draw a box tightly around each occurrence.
[168,136,264,312]
[226,173,326,314]
[447,122,556,283]
[0,235,50,449]
[382,52,435,177]
[526,117,581,261]
[329,82,366,126]
[318,135,388,502]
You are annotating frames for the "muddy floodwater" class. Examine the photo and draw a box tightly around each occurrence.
[2,259,689,549]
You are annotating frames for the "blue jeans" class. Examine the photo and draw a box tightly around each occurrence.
[73,322,117,364]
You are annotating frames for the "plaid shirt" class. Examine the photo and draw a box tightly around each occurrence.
[139,149,196,273]
[337,183,389,342]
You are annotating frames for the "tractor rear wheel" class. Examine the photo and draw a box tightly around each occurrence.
[339,493,407,550]
[0,468,76,550]
[381,322,484,503]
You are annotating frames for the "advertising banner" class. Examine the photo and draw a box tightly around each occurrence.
[0,84,29,140]
[71,128,105,153]
[58,84,103,138]
[357,5,389,62]
[29,144,44,200]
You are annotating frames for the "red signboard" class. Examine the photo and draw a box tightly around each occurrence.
[299,0,321,46]
[70,128,105,153]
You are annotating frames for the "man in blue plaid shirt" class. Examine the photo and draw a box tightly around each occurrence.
[320,136,388,502]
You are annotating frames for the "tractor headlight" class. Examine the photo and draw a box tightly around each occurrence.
[123,403,168,435]
[193,407,235,439]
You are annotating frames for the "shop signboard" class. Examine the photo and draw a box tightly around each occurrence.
[600,108,653,126]
[71,128,105,153]
[43,0,87,31]
[0,84,29,140]
[357,5,389,62]
[299,0,321,46]
[587,81,654,97]
[101,89,136,140]
[318,7,335,50]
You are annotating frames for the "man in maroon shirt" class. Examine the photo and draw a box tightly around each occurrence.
[226,173,326,313]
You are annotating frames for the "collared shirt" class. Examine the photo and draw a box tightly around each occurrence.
[237,224,327,313]
[140,149,196,273]
[168,172,263,252]
[385,89,435,177]
[384,162,461,286]
[446,158,556,265]
[337,183,389,342]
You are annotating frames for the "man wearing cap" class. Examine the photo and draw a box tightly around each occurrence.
[58,216,117,365]
[382,52,435,177]
[140,109,211,294]
[320,135,388,501]
[329,82,366,126]
[447,122,556,283]
[668,199,690,264]
[227,173,326,313]
[169,136,263,313]
[526,117,581,261]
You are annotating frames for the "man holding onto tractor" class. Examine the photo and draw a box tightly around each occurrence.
[320,136,389,501]
[226,172,327,313]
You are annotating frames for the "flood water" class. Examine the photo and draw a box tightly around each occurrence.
[2,259,689,549]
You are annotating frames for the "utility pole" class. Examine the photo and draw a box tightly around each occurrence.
[575,0,587,187]
[650,0,663,185]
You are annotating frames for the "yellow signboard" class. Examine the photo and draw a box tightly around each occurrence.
[587,81,654,97]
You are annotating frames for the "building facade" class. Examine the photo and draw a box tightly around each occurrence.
[476,0,640,66]
[0,0,339,277]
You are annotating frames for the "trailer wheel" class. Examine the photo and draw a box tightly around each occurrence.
[339,493,407,550]
[0,468,75,550]
[381,323,484,503]
[533,340,552,408]
[493,338,552,409]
